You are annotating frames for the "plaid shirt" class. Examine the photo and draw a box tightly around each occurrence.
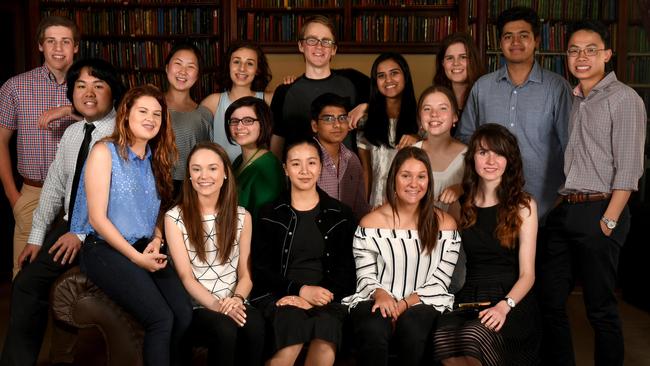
[0,65,75,182]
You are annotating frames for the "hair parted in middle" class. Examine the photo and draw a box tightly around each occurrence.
[221,40,272,92]
[433,32,485,106]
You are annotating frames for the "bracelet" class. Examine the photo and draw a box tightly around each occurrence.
[233,293,246,303]
[401,299,409,309]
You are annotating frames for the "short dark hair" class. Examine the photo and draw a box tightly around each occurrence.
[568,20,611,49]
[36,16,80,45]
[164,42,203,72]
[220,41,272,92]
[496,6,540,38]
[310,93,350,122]
[65,58,125,113]
[224,96,273,148]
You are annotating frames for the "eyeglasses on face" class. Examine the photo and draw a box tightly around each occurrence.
[318,114,350,124]
[300,37,336,48]
[228,117,258,126]
[566,47,606,57]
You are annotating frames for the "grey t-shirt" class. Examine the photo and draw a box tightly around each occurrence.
[170,105,213,180]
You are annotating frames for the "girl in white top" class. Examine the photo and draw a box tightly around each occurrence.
[201,41,273,162]
[413,85,467,219]
[343,146,461,366]
[165,142,264,366]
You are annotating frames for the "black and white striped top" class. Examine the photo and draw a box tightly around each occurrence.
[342,226,461,313]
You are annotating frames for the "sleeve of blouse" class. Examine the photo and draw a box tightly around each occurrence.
[350,228,385,300]
[414,231,461,310]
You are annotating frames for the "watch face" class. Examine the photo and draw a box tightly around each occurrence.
[606,221,616,229]
[506,298,515,308]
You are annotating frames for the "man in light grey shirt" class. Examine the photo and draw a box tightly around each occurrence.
[456,6,572,220]
[0,58,123,366]
[538,21,646,366]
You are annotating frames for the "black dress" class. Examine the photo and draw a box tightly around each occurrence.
[433,205,540,366]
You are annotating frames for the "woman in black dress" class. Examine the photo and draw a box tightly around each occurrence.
[250,138,357,366]
[433,123,540,366]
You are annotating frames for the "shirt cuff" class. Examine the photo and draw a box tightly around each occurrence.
[76,233,87,243]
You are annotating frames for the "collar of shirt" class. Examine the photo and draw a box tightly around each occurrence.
[39,64,66,86]
[314,137,353,169]
[496,60,543,86]
[127,144,152,161]
[572,71,617,98]
[83,108,117,130]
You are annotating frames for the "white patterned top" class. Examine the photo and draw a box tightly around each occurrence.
[357,118,398,208]
[342,226,461,313]
[166,205,245,302]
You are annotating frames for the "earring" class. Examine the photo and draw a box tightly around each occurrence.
[189,177,192,180]
[224,175,227,180]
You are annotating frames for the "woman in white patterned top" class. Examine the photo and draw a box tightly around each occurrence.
[165,142,264,366]
[343,146,461,366]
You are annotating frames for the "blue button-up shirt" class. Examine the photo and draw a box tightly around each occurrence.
[457,61,572,220]
[71,141,160,244]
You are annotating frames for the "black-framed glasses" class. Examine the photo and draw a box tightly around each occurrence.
[228,117,258,126]
[566,47,606,57]
[319,115,350,124]
[300,37,336,48]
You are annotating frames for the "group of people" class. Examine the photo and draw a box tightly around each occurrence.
[0,5,646,366]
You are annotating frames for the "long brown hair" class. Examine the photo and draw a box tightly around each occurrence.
[384,147,439,254]
[108,84,178,207]
[179,142,238,264]
[433,32,484,107]
[460,124,531,249]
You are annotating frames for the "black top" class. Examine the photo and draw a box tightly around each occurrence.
[287,203,325,285]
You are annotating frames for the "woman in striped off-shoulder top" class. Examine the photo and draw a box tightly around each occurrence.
[342,146,461,366]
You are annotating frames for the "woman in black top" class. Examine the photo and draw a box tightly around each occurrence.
[250,138,356,366]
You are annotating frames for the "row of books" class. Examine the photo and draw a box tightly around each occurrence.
[239,13,343,42]
[42,8,219,36]
[237,0,341,6]
[78,40,220,70]
[42,0,216,3]
[627,26,649,53]
[351,0,455,4]
[486,22,617,52]
[627,57,650,84]
[352,15,456,43]
[487,0,617,21]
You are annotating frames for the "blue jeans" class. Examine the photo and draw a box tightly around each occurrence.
[80,237,192,366]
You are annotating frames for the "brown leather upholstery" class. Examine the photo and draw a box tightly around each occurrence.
[50,266,144,366]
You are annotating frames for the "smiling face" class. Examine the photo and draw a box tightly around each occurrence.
[165,49,199,92]
[229,47,259,88]
[474,140,508,184]
[566,29,611,87]
[39,25,78,74]
[228,106,260,149]
[419,91,458,137]
[376,59,405,99]
[500,20,538,65]
[311,105,350,145]
[298,22,336,68]
[284,143,322,192]
[189,148,226,199]
[395,158,428,205]
[442,42,468,84]
[72,67,113,122]
[128,95,162,143]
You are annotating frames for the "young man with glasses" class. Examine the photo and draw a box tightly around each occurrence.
[538,20,646,366]
[310,93,369,219]
[270,15,367,159]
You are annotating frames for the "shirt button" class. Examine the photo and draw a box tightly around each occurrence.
[511,106,515,110]
[326,252,330,256]
[288,231,292,235]
[324,236,328,239]
[284,249,288,253]
[510,123,514,127]
[513,90,517,94]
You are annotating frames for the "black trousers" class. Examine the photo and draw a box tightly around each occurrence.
[537,200,630,366]
[350,300,440,366]
[0,218,76,366]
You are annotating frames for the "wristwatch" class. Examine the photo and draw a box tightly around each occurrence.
[601,216,617,230]
[504,296,516,309]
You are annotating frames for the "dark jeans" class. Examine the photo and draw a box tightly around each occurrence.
[538,201,629,366]
[80,237,192,366]
[186,306,265,366]
[350,300,440,366]
[0,218,76,366]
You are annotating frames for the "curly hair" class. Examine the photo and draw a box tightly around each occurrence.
[460,124,530,249]
[108,85,178,209]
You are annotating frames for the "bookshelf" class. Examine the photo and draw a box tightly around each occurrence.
[229,0,469,54]
[31,0,224,100]
[624,0,650,117]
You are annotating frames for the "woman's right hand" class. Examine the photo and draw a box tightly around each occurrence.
[372,288,398,318]
[218,297,247,327]
[299,285,334,306]
[135,251,167,272]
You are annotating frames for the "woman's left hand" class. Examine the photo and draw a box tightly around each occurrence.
[143,237,165,264]
[438,184,463,205]
[479,301,510,332]
[219,297,247,327]
[396,134,419,149]
[276,295,313,310]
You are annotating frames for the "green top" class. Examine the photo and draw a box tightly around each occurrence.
[233,151,285,220]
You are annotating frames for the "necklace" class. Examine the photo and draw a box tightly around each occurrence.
[237,148,262,175]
